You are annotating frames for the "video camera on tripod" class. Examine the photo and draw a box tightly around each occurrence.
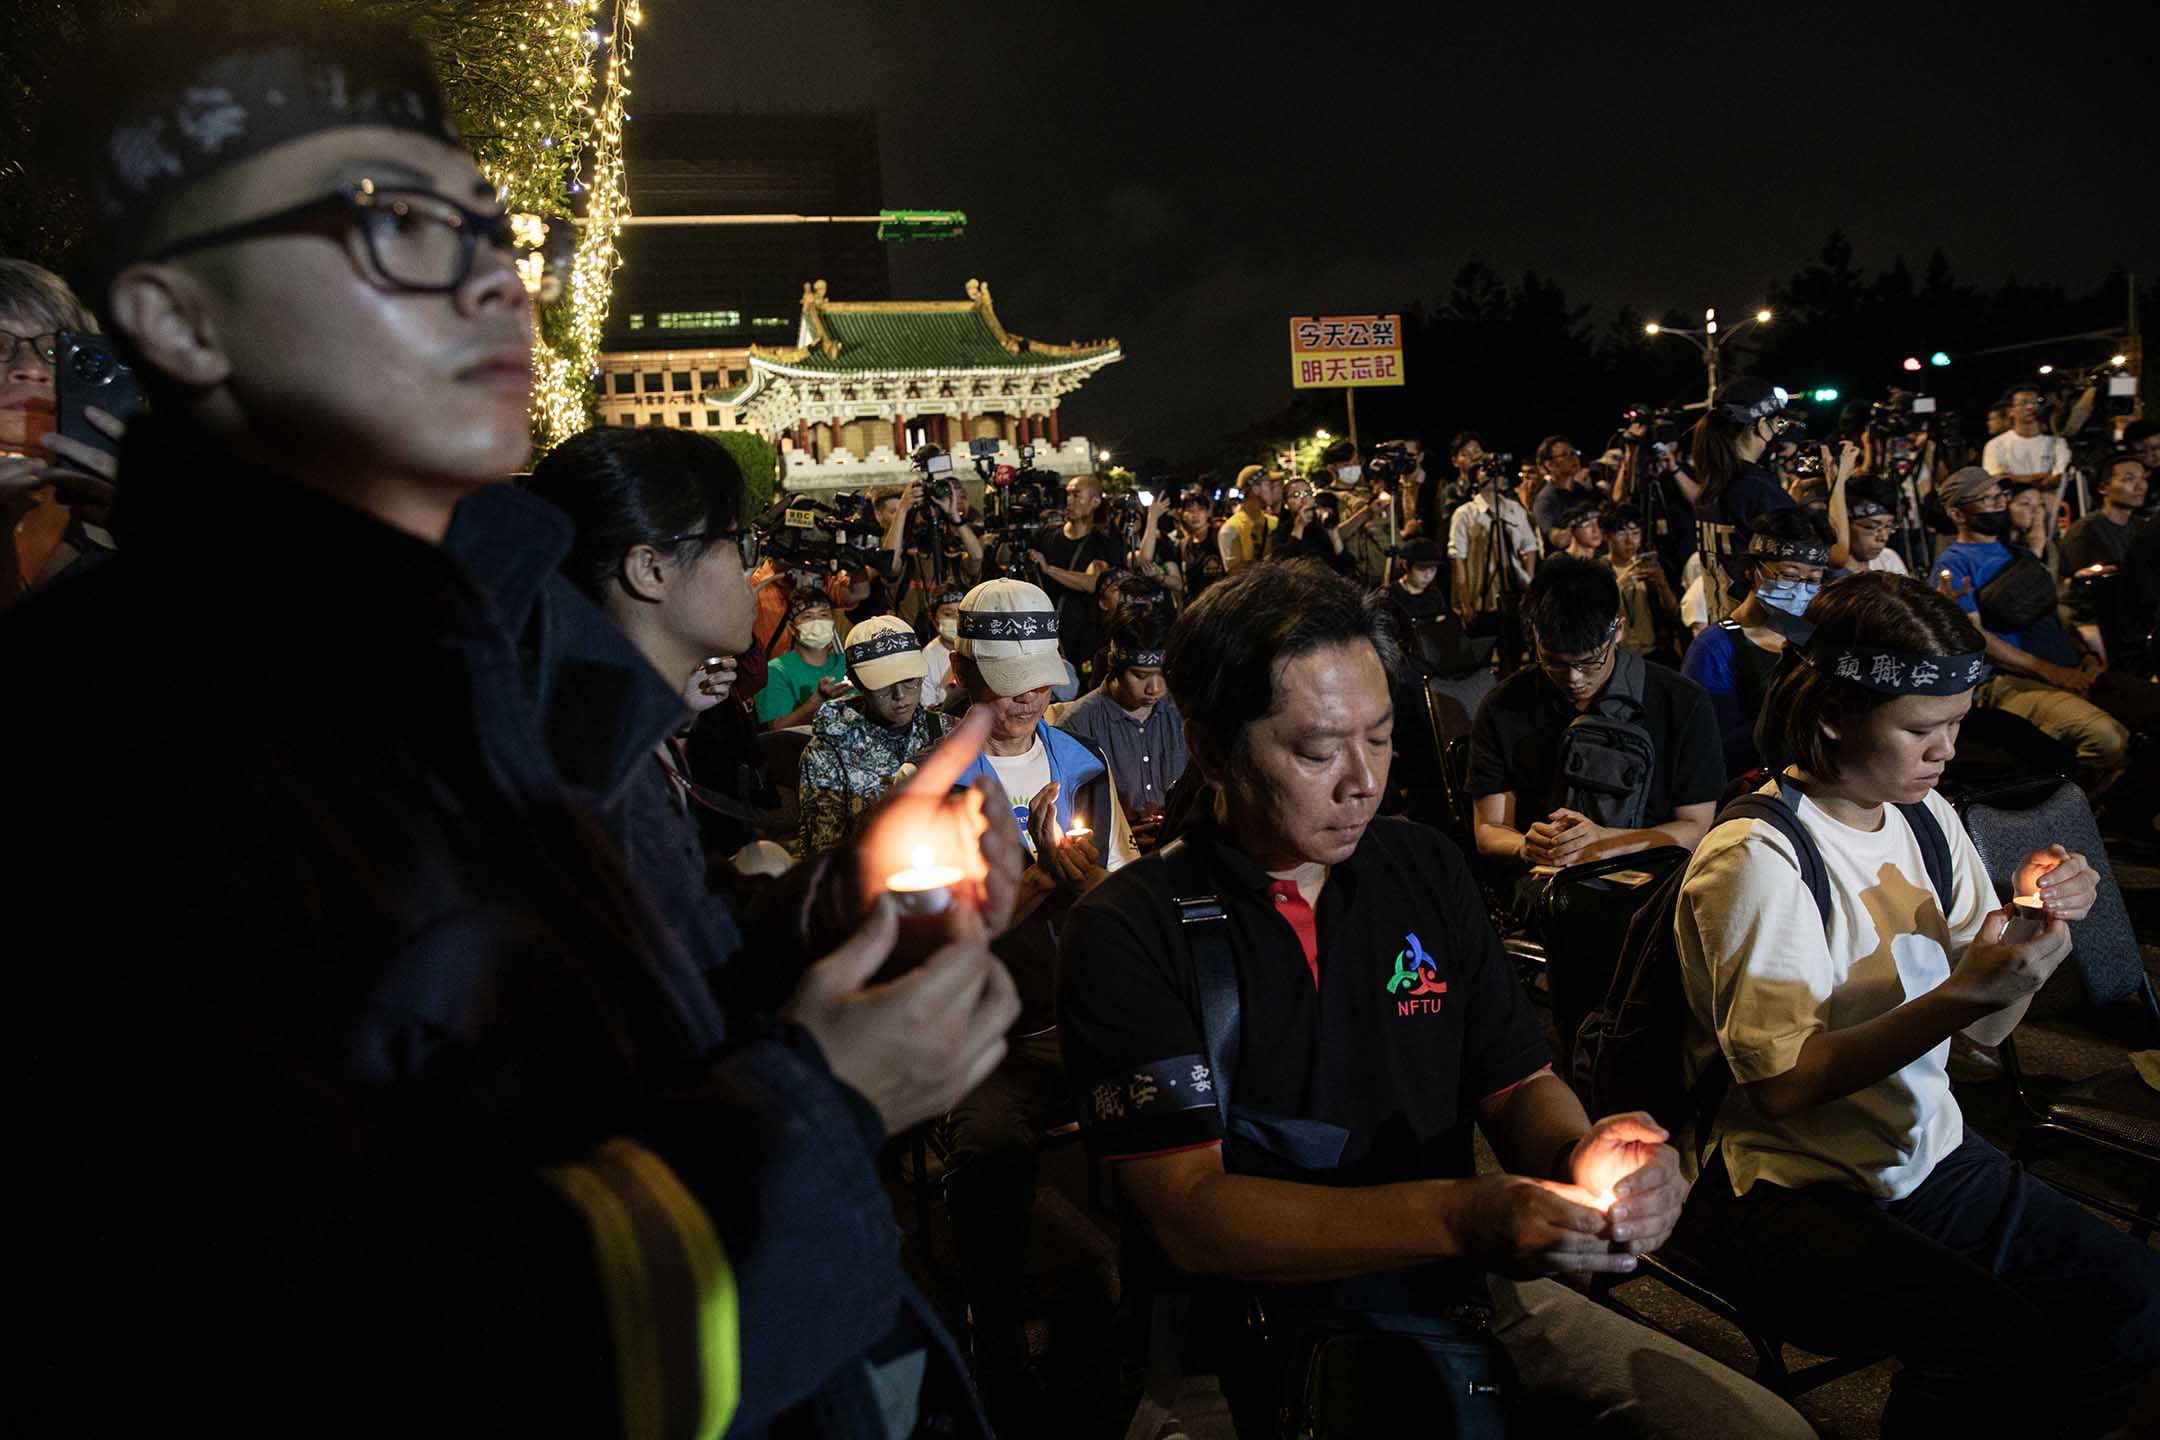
[753,492,880,577]
[964,436,1062,586]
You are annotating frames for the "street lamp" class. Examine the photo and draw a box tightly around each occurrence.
[1643,305,1774,406]
[1315,429,1332,441]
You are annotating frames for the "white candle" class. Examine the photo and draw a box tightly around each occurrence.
[1064,813,1091,842]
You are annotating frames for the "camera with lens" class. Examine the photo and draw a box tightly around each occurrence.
[1473,450,1519,483]
[754,491,880,572]
[1620,403,1680,441]
[1369,443,1417,481]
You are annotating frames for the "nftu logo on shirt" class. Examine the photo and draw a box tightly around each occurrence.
[1385,933,1447,1016]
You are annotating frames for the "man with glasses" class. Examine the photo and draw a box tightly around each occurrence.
[1530,434,1599,551]
[5,11,1016,1436]
[1936,466,2128,789]
[1981,386,2070,493]
[1469,556,1721,881]
[1835,474,1910,576]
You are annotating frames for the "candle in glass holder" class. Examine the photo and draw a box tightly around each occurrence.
[887,844,963,916]
[2003,892,2047,944]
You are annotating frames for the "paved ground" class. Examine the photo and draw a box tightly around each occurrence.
[891,842,2160,1440]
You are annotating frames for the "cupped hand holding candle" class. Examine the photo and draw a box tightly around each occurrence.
[854,707,1025,935]
[2012,844,2098,924]
[1564,1112,1684,1252]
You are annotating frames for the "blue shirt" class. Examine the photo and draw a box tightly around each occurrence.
[1054,688,1189,817]
[1680,622,1785,779]
[1937,540,2075,666]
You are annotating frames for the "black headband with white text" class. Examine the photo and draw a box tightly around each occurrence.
[1746,533,1831,566]
[1805,644,1991,695]
[958,610,1059,641]
[1109,648,1165,671]
[844,630,922,668]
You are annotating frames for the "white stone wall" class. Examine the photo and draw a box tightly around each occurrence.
[780,436,1101,494]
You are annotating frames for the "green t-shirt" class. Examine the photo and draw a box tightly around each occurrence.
[755,646,847,725]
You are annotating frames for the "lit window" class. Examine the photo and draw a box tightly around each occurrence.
[699,370,719,389]
[750,316,789,329]
[655,310,742,330]
[628,313,645,330]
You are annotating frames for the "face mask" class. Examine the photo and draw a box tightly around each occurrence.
[1966,510,2010,537]
[795,618,836,649]
[936,617,960,642]
[1755,579,1819,617]
[1336,464,1362,485]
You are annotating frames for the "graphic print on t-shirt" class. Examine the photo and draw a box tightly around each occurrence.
[1387,932,1448,1015]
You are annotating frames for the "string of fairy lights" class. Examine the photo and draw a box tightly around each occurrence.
[402,0,638,449]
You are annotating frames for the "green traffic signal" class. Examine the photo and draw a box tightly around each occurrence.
[1929,351,1951,367]
[1812,387,1840,403]
[877,209,968,242]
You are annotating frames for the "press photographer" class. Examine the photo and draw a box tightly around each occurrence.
[873,447,986,620]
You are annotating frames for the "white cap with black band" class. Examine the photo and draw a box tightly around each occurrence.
[956,578,1068,697]
[842,615,927,692]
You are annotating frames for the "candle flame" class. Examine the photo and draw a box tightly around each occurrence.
[911,843,934,870]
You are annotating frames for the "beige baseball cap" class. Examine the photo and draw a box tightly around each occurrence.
[955,578,1067,696]
[842,614,927,692]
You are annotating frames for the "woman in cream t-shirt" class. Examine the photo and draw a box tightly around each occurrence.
[1670,571,2156,1439]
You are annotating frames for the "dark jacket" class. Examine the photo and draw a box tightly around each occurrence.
[0,419,982,1438]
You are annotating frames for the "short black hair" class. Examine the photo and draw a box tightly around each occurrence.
[1104,603,1171,677]
[1166,559,1401,775]
[2122,420,2159,446]
[2099,450,2143,484]
[525,427,747,603]
[1562,501,1603,531]
[1320,439,1358,468]
[1536,434,1574,466]
[1451,429,1483,457]
[1524,555,1619,654]
[1759,572,1982,782]
[1601,502,1644,532]
[1844,474,1900,517]
[1745,507,1834,578]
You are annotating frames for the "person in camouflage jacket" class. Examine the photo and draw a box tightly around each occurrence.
[800,614,955,853]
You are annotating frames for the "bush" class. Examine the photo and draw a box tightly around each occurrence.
[710,430,779,516]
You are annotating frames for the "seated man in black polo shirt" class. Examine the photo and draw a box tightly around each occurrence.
[1058,562,1811,1438]
[1471,555,1722,882]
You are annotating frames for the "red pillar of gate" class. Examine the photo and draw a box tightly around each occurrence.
[1046,408,1061,447]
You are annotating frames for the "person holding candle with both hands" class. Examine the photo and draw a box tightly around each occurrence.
[1674,571,2159,1439]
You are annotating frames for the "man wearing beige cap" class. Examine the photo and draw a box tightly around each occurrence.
[1218,464,1281,573]
[941,576,1136,1423]
[797,614,955,855]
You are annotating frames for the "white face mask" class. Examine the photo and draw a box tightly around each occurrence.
[795,618,836,650]
[1336,464,1362,485]
[936,617,960,642]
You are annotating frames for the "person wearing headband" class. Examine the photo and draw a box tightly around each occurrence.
[918,583,968,709]
[1675,571,2155,1438]
[6,8,1014,1436]
[1050,603,1188,834]
[1834,473,1909,576]
[797,614,954,856]
[1689,378,1805,627]
[1933,464,2129,789]
[1681,509,1836,779]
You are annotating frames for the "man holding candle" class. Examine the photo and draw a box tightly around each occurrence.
[799,614,955,856]
[938,575,1139,1421]
[1057,560,1812,1439]
[1050,603,1188,850]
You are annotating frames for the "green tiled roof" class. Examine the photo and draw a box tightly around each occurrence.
[762,304,1118,374]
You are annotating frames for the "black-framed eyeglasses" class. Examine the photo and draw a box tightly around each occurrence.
[1,330,61,368]
[149,180,574,304]
[1531,619,1622,680]
[656,526,760,570]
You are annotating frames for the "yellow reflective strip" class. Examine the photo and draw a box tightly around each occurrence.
[543,1162,666,1440]
[605,1139,741,1440]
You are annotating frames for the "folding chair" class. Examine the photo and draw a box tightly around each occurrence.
[1956,777,2160,1237]
[1531,847,1692,1082]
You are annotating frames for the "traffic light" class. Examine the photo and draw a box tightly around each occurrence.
[1929,351,1951,367]
[1810,387,1840,403]
[877,209,968,241]
[1902,356,1923,372]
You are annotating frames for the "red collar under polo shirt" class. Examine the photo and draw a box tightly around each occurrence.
[1055,813,1552,1314]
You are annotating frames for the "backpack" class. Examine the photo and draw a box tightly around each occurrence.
[1569,775,1955,1148]
[1553,646,1657,831]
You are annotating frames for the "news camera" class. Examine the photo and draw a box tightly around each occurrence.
[754,492,880,574]
[1620,404,1683,441]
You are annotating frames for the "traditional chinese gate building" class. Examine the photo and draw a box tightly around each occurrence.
[720,278,1122,489]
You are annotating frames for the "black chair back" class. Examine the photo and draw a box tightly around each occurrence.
[1957,778,2143,1008]
[1533,846,1694,1078]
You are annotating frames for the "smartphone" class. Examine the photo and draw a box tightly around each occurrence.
[53,331,144,457]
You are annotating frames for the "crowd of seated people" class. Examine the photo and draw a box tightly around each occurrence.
[5,13,2155,1435]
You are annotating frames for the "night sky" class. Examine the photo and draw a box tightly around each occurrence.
[635,2,2147,461]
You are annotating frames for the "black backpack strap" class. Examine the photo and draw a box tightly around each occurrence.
[1895,800,1957,919]
[1721,777,1832,923]
[1159,837,1236,1126]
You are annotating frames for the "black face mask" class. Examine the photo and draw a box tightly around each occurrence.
[1966,510,2010,537]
